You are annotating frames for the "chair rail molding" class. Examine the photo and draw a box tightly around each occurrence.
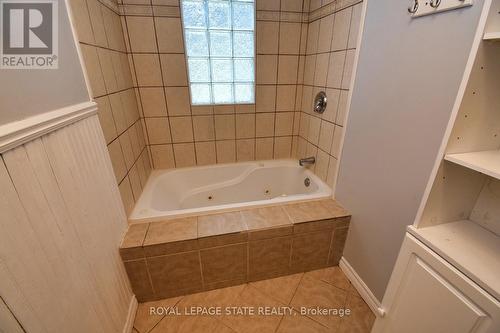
[0,101,97,154]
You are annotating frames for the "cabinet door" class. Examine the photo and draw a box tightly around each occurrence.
[372,234,500,333]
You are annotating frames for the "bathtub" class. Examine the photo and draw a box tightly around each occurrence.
[129,159,332,223]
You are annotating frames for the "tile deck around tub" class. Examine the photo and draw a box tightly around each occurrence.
[120,199,351,302]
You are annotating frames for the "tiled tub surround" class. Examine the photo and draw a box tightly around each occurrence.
[120,199,350,302]
[68,0,152,215]
[295,0,363,186]
[120,0,309,169]
[129,159,331,222]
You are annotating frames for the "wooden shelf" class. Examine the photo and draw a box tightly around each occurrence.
[483,32,500,40]
[445,150,500,180]
[409,221,500,301]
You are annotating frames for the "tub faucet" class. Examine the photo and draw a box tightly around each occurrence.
[299,156,315,166]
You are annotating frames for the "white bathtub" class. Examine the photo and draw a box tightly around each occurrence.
[129,159,332,223]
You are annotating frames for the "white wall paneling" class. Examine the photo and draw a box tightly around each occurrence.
[0,115,133,333]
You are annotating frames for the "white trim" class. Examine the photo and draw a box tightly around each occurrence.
[339,256,385,317]
[0,101,97,154]
[122,296,138,333]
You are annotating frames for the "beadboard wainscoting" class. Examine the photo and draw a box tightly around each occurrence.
[0,115,135,333]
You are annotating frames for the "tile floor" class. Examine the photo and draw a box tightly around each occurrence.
[132,266,375,333]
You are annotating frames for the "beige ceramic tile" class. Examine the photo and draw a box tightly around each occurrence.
[281,0,303,11]
[285,200,350,224]
[255,86,276,113]
[108,139,127,182]
[241,206,292,233]
[255,138,274,160]
[127,16,157,52]
[173,143,196,167]
[236,139,255,162]
[216,140,236,163]
[341,50,355,90]
[318,120,334,152]
[279,22,301,55]
[348,4,362,49]
[306,266,351,291]
[256,55,278,84]
[140,87,168,117]
[278,55,299,84]
[198,211,247,238]
[150,310,219,333]
[256,21,279,54]
[307,115,321,145]
[200,243,247,283]
[195,142,217,165]
[146,117,171,144]
[236,114,255,139]
[150,144,175,169]
[193,116,215,141]
[291,274,347,329]
[123,259,155,301]
[147,251,203,297]
[248,236,292,280]
[256,0,280,10]
[315,149,330,181]
[331,125,343,158]
[274,136,292,159]
[331,7,352,51]
[87,0,107,47]
[322,88,339,123]
[275,112,294,136]
[155,17,184,53]
[326,51,346,89]
[144,217,197,246]
[79,44,106,97]
[120,223,148,259]
[276,312,330,333]
[306,20,319,55]
[222,286,285,333]
[160,54,188,86]
[303,55,316,86]
[276,85,296,112]
[133,296,182,333]
[165,87,191,116]
[249,273,302,305]
[291,230,331,272]
[215,115,236,140]
[314,53,329,86]
[133,54,163,86]
[317,15,334,53]
[95,96,117,144]
[170,117,194,143]
[255,112,275,137]
[69,0,94,44]
[338,293,375,333]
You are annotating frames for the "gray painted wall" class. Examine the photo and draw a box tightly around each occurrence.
[0,0,88,125]
[336,0,485,300]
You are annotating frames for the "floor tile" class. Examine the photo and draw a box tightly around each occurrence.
[276,312,331,333]
[150,314,219,333]
[221,285,285,333]
[305,266,351,291]
[337,293,375,333]
[290,275,348,329]
[249,273,303,305]
[133,296,183,333]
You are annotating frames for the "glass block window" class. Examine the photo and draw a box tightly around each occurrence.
[181,0,255,105]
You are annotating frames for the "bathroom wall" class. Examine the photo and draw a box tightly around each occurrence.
[336,0,486,301]
[0,1,135,331]
[120,0,308,168]
[68,0,152,214]
[294,0,363,189]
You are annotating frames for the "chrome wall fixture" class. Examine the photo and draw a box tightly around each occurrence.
[408,0,471,17]
[313,91,327,114]
[408,0,419,13]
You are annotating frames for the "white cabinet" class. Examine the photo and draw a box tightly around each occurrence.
[372,234,500,333]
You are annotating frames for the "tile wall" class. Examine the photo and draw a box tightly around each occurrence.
[120,0,308,168]
[68,0,152,214]
[68,0,363,215]
[295,0,363,188]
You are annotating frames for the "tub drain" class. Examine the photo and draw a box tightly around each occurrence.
[208,195,213,200]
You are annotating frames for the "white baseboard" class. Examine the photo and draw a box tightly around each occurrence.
[339,257,385,317]
[122,295,138,333]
